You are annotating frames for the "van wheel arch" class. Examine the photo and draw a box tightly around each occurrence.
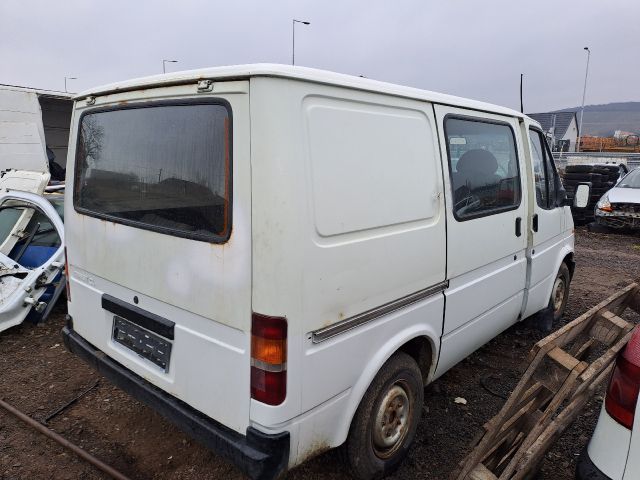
[336,333,438,451]
[563,253,575,279]
[342,351,424,480]
[398,335,435,384]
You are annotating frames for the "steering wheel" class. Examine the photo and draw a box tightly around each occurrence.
[455,193,482,216]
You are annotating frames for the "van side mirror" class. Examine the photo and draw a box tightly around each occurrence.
[573,183,591,209]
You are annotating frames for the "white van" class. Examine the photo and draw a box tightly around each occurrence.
[62,65,588,480]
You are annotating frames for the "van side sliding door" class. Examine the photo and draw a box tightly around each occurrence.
[433,106,528,376]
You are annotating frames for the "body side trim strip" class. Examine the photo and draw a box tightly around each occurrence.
[311,281,449,344]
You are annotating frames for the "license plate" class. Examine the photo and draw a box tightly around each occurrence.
[112,315,172,372]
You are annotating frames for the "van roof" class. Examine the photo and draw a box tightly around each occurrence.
[0,83,72,100]
[75,64,526,119]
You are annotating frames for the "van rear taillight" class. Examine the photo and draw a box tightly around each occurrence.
[250,313,287,405]
[605,328,640,429]
[64,247,70,302]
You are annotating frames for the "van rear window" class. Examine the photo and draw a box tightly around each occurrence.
[74,102,231,242]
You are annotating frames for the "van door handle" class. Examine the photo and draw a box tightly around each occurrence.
[533,214,539,232]
[515,217,522,237]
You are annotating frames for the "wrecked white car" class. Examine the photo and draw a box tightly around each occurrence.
[0,187,64,332]
[595,168,640,229]
[0,85,71,332]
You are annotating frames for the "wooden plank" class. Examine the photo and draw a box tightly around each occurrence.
[600,310,630,329]
[482,411,538,467]
[456,282,638,480]
[588,314,625,346]
[569,338,594,359]
[511,363,616,480]
[454,345,557,480]
[469,464,498,480]
[547,346,580,371]
[577,329,634,388]
[532,352,583,394]
[620,286,640,314]
[530,283,637,360]
[498,361,586,479]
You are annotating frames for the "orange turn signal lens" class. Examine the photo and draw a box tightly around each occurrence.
[251,336,287,365]
[251,313,287,405]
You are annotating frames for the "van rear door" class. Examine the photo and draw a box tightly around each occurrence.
[65,81,252,433]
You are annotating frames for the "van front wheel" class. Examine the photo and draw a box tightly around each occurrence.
[550,263,571,322]
[345,352,423,480]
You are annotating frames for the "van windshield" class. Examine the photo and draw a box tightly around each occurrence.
[74,102,231,242]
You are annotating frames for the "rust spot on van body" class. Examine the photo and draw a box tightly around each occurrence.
[297,440,331,465]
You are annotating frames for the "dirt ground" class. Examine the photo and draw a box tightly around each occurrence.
[1,226,639,480]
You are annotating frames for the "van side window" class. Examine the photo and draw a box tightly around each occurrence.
[445,117,521,220]
[528,129,557,209]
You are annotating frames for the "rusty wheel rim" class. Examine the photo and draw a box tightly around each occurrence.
[372,381,412,459]
[552,276,566,314]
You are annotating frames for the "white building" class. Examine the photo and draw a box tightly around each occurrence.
[528,111,579,152]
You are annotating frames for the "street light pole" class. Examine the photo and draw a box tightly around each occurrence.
[292,19,310,65]
[577,47,591,152]
[163,59,178,74]
[64,76,77,93]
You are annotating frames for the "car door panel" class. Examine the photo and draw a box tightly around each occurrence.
[522,124,566,317]
[0,190,64,333]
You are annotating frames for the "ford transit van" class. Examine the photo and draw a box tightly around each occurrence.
[61,65,588,479]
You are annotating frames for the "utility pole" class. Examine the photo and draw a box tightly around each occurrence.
[292,19,310,65]
[163,59,178,74]
[520,74,524,113]
[577,47,591,152]
[64,76,77,93]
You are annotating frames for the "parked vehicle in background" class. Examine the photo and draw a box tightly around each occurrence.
[576,326,640,480]
[0,84,70,332]
[0,84,72,181]
[62,64,589,480]
[561,163,626,225]
[595,167,640,229]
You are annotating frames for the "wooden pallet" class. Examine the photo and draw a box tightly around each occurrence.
[454,282,640,480]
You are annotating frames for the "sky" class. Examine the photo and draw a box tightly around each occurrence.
[1,0,638,113]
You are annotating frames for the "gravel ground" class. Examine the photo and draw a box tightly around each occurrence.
[1,226,639,480]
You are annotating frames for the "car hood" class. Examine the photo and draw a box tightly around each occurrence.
[607,187,640,204]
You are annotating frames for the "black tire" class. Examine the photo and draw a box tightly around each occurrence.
[565,164,595,173]
[563,173,601,182]
[344,352,423,480]
[549,263,571,322]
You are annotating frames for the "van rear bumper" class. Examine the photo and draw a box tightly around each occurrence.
[62,322,289,480]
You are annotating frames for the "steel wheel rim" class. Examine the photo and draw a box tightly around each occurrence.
[552,276,566,313]
[372,381,412,459]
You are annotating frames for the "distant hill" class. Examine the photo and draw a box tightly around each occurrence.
[553,102,640,136]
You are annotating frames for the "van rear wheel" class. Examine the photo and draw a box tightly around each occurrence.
[550,263,571,322]
[344,352,423,480]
